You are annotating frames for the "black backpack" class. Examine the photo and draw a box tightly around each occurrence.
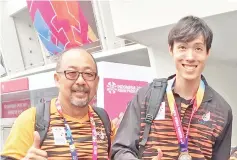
[35,101,112,153]
[138,78,168,158]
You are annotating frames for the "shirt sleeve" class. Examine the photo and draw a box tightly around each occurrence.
[212,107,233,160]
[0,107,36,160]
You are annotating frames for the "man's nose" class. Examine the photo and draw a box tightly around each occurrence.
[75,73,86,85]
[185,49,195,61]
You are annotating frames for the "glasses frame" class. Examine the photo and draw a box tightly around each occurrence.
[57,70,97,81]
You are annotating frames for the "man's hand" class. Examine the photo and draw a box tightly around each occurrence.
[23,131,48,160]
[112,112,124,128]
[152,149,163,160]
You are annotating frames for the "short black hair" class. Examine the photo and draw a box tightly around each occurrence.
[168,15,213,51]
[55,47,98,73]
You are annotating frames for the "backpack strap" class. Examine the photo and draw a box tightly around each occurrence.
[35,100,50,146]
[138,78,167,159]
[93,107,111,154]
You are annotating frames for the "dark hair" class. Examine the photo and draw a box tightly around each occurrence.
[168,15,213,51]
[55,47,98,73]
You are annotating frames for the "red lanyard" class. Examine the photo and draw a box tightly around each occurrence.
[166,77,205,152]
[55,99,98,160]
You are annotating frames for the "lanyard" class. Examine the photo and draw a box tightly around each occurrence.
[166,77,205,152]
[55,99,98,160]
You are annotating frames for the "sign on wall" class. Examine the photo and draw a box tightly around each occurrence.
[26,0,98,55]
[1,78,29,94]
[103,78,148,120]
[2,99,31,118]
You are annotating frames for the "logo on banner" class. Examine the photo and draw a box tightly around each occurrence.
[104,78,148,120]
[107,82,117,94]
[106,81,142,94]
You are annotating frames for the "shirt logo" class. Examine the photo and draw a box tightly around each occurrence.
[202,111,210,122]
[198,111,211,124]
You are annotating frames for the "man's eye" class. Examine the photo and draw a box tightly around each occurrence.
[66,71,78,77]
[196,47,203,52]
[179,46,186,50]
[84,72,94,77]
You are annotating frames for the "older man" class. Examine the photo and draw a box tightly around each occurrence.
[1,48,119,160]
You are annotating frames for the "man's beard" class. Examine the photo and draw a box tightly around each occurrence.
[70,95,89,108]
[70,86,90,108]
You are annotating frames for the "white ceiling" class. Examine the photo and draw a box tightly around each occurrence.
[96,48,150,67]
[121,10,237,65]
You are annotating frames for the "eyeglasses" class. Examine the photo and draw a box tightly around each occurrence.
[57,70,97,81]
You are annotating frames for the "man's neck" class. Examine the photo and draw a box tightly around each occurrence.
[58,96,88,119]
[174,75,201,100]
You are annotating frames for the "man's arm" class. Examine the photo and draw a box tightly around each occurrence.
[212,107,233,160]
[111,87,148,160]
[0,108,36,160]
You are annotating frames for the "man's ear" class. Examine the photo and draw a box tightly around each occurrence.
[207,48,211,57]
[95,76,100,91]
[54,73,60,88]
[169,45,173,56]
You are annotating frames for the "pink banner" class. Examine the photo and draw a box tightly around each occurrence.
[2,100,31,118]
[104,78,148,120]
[1,78,29,94]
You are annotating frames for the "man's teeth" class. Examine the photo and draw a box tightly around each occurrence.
[183,65,196,70]
[74,90,84,93]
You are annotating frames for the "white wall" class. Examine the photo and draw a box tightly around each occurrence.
[148,47,175,78]
[5,0,27,16]
[204,61,237,146]
[13,11,45,70]
[0,2,25,75]
[150,47,237,146]
[0,3,3,51]
[92,0,125,50]
[28,71,55,90]
[109,0,237,36]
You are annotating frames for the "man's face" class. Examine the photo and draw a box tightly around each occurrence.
[169,35,209,81]
[54,50,99,108]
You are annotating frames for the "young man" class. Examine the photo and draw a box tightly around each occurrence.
[111,16,233,160]
[1,48,121,160]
